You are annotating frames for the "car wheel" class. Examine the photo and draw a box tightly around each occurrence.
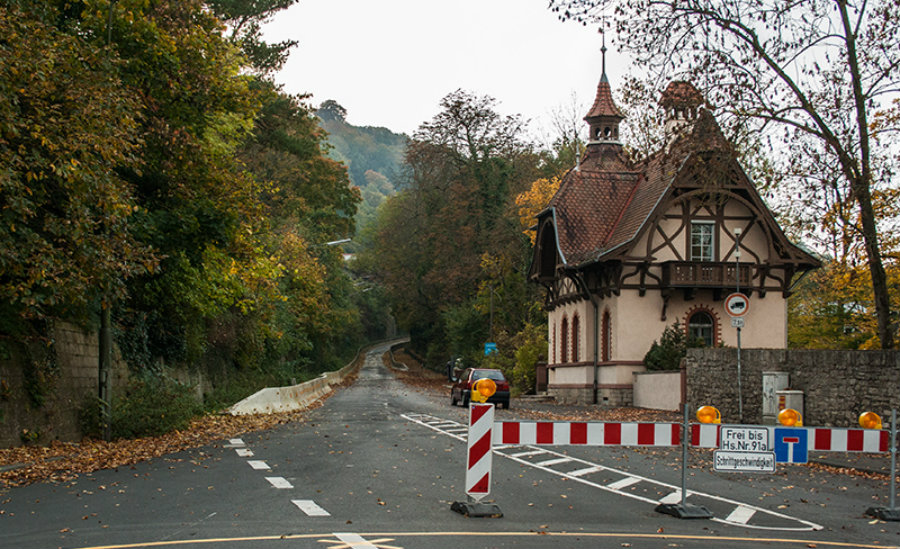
[502,400,510,409]
[462,392,469,408]
[450,392,457,406]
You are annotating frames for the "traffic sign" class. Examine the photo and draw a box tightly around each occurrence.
[714,450,776,473]
[725,293,750,317]
[715,426,775,473]
[720,426,769,452]
[774,427,808,464]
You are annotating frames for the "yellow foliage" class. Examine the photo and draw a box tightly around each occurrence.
[514,177,561,244]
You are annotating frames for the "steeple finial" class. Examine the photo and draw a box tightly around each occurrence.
[600,25,608,83]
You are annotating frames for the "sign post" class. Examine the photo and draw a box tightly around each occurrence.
[725,291,749,423]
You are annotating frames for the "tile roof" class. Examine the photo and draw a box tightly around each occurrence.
[548,107,732,267]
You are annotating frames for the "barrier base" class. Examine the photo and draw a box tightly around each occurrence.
[655,502,713,519]
[866,507,900,521]
[451,501,503,518]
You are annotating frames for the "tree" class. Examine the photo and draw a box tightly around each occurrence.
[0,3,154,323]
[550,0,900,348]
[358,90,539,362]
[207,0,300,75]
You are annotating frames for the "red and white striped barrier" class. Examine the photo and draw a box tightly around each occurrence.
[495,421,681,447]
[489,421,888,453]
[465,404,495,500]
[687,424,889,452]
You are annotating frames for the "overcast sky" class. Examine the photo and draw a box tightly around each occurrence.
[262,0,631,140]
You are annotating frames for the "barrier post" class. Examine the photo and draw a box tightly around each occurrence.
[451,402,502,518]
[655,404,712,519]
[866,409,899,521]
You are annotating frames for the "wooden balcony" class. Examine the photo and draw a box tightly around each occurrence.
[662,261,753,289]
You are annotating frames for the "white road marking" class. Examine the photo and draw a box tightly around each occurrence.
[292,499,330,517]
[567,465,603,477]
[265,476,293,489]
[606,476,641,490]
[332,532,378,548]
[535,457,573,467]
[726,505,757,525]
[509,449,549,458]
[236,448,254,457]
[401,412,824,532]
[225,438,245,447]
[659,491,683,504]
[248,460,270,470]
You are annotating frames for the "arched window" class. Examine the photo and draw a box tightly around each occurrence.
[601,310,611,362]
[572,315,580,363]
[560,317,569,363]
[688,311,715,347]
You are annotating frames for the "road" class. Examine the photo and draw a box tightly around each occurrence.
[2,342,899,549]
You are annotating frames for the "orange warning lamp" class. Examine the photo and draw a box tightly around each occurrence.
[859,411,882,430]
[471,378,497,403]
[778,408,803,427]
[696,405,721,424]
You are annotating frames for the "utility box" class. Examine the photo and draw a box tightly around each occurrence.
[762,372,790,424]
[777,389,804,420]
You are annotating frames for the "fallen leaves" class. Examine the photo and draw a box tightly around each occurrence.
[0,408,315,488]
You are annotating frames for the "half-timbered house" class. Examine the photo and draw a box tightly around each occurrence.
[529,70,819,406]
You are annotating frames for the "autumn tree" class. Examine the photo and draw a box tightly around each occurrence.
[359,90,542,364]
[0,3,154,326]
[550,0,900,348]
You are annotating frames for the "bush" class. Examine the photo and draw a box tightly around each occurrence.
[643,322,703,370]
[110,374,201,439]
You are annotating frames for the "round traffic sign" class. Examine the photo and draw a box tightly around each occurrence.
[724,292,750,317]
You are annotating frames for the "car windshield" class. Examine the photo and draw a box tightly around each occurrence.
[472,370,504,381]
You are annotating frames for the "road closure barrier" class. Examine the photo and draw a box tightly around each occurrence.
[456,405,896,522]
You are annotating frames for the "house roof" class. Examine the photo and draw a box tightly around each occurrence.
[539,82,814,270]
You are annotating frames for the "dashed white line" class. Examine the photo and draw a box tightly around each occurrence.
[248,460,270,470]
[265,476,293,489]
[292,499,330,517]
[225,438,245,447]
[235,448,254,457]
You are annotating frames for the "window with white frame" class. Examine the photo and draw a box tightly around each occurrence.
[690,222,715,262]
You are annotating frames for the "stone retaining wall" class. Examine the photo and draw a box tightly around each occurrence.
[0,323,129,448]
[685,348,900,427]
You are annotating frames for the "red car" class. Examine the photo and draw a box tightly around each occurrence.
[450,368,510,409]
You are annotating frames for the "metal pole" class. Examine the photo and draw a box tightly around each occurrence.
[681,403,688,507]
[891,409,897,510]
[735,228,743,423]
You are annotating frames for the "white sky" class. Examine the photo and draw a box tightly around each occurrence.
[262,0,631,140]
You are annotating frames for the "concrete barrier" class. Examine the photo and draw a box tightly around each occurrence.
[227,339,406,415]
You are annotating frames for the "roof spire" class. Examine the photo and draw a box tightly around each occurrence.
[584,22,624,145]
[600,24,608,83]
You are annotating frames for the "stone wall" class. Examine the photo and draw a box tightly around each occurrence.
[685,348,900,427]
[0,322,129,448]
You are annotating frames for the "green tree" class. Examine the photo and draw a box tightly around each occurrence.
[551,0,900,348]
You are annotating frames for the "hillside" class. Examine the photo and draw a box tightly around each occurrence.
[316,100,408,234]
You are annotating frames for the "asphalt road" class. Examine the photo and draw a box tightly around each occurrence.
[2,342,900,549]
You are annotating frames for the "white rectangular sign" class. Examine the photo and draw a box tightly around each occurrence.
[714,450,776,473]
[720,426,769,452]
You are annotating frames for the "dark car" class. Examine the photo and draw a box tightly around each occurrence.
[450,368,510,409]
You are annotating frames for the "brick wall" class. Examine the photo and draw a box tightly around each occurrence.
[0,322,129,448]
[685,348,900,427]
